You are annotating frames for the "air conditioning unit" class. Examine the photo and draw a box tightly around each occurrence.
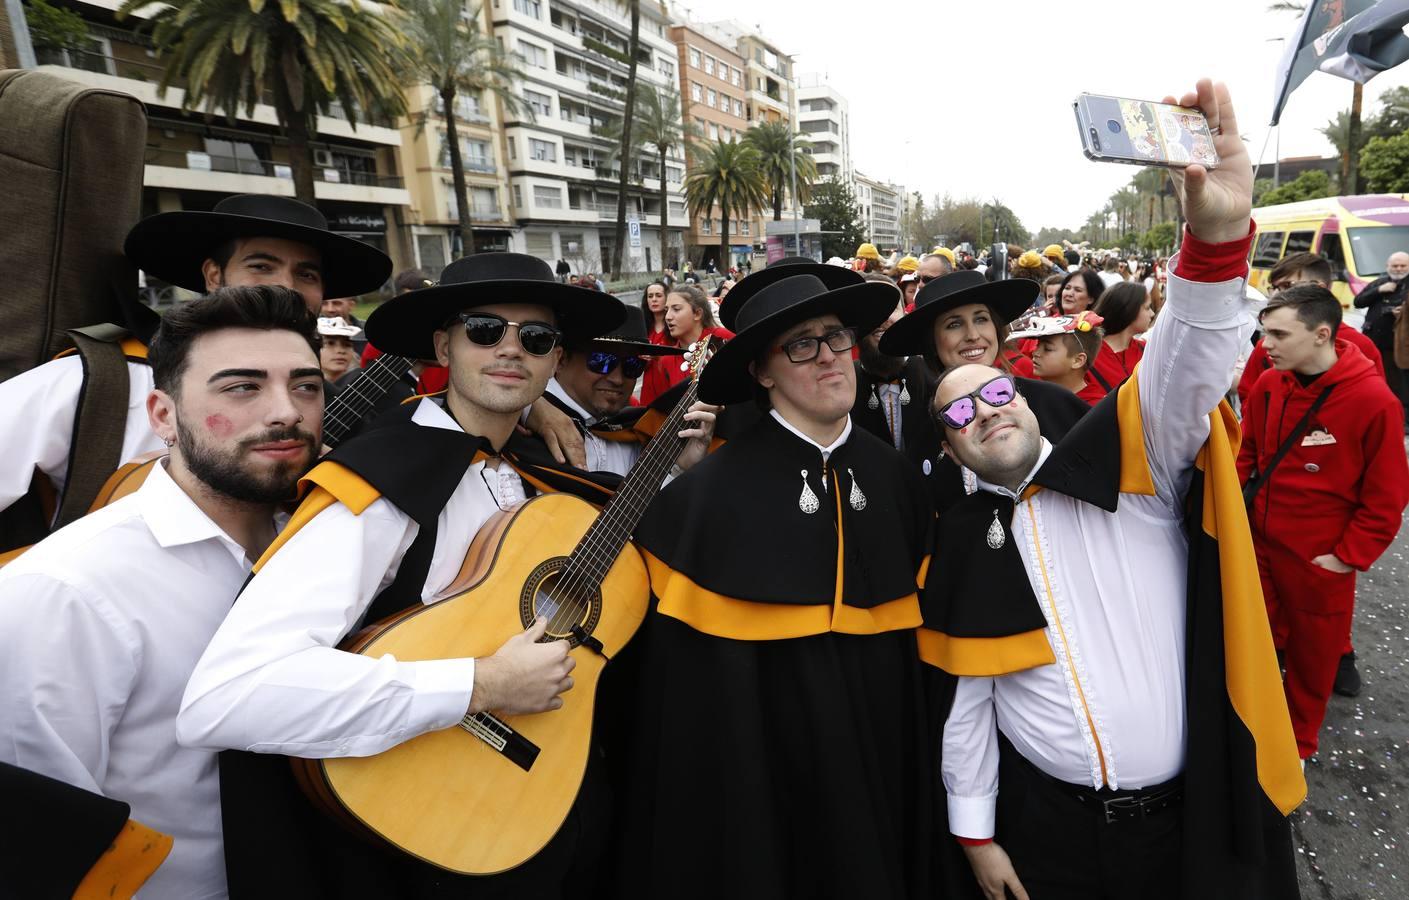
[313,149,335,168]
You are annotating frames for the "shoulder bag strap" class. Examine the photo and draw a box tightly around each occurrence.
[1242,383,1334,507]
[54,325,133,527]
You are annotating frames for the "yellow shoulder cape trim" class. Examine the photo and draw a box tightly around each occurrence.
[72,817,172,900]
[915,626,1056,675]
[1121,370,1304,816]
[251,461,381,573]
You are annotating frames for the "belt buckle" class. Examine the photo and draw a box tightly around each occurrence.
[1101,795,1141,824]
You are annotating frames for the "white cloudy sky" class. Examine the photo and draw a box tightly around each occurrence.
[677,0,1409,233]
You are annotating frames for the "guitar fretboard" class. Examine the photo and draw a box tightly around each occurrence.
[323,353,414,448]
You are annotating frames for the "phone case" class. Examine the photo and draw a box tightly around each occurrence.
[1074,93,1219,170]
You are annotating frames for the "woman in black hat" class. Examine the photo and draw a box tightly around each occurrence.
[879,270,1090,514]
[616,272,940,898]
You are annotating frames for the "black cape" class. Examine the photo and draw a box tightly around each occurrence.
[920,376,1304,900]
[611,414,937,899]
[218,398,619,899]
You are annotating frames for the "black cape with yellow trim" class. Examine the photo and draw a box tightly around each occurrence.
[609,413,938,898]
[217,396,620,899]
[919,373,1305,899]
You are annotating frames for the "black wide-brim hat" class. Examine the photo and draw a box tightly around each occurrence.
[123,194,393,299]
[878,270,1037,357]
[699,273,899,405]
[583,306,684,357]
[365,252,624,360]
[717,257,864,332]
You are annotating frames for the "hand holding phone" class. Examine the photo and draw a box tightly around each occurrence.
[1074,93,1219,169]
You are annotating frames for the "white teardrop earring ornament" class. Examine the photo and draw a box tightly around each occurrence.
[798,469,820,515]
[986,509,1006,550]
[847,468,867,511]
[900,382,911,406]
[867,391,879,410]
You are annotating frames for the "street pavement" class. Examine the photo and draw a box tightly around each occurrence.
[1295,502,1409,900]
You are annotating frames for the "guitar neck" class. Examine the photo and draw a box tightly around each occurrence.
[565,380,700,589]
[323,354,414,449]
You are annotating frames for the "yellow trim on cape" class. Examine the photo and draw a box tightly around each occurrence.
[915,626,1055,675]
[54,336,150,362]
[251,462,382,573]
[1118,372,1305,816]
[1117,367,1157,496]
[643,549,923,641]
[72,817,172,900]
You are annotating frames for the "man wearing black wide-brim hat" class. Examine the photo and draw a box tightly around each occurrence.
[178,252,640,896]
[614,271,942,896]
[544,306,717,478]
[0,194,392,548]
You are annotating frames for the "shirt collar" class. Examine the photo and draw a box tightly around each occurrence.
[769,408,852,458]
[412,395,468,433]
[546,378,596,426]
[974,437,1053,500]
[138,459,258,566]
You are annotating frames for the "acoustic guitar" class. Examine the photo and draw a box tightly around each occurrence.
[289,341,713,875]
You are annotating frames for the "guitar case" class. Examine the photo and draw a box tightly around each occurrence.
[0,69,155,551]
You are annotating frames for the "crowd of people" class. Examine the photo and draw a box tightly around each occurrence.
[0,79,1406,900]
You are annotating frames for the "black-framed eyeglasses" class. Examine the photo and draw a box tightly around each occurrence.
[456,313,562,357]
[772,326,856,363]
[586,350,649,379]
[935,374,1020,430]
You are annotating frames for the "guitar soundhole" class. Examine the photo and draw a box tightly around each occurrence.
[520,558,602,647]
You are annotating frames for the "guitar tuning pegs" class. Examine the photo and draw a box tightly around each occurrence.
[679,361,690,372]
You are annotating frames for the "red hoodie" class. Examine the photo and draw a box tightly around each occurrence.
[1237,339,1409,570]
[1236,326,1384,409]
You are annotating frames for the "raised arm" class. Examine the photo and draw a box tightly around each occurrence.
[1138,80,1258,504]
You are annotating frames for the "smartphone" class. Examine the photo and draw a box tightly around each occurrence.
[1074,93,1219,169]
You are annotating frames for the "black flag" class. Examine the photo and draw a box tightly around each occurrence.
[1271,0,1409,125]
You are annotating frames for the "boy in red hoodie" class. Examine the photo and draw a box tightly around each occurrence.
[1238,284,1409,762]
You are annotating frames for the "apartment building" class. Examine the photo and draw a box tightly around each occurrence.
[489,0,689,275]
[29,0,414,295]
[854,171,904,253]
[795,73,850,184]
[668,22,751,268]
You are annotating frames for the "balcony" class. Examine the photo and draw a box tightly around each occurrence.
[144,148,410,206]
[36,53,402,146]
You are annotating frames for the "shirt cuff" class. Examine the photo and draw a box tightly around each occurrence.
[1172,221,1255,283]
[947,790,998,840]
[407,657,476,732]
[956,836,993,847]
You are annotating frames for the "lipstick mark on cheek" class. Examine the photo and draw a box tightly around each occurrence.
[960,427,969,435]
[205,414,234,438]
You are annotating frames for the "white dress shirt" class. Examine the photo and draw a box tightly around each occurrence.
[545,378,642,477]
[0,460,266,900]
[943,258,1257,839]
[178,398,521,759]
[0,356,161,514]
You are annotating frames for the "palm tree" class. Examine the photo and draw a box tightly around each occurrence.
[402,0,529,256]
[627,84,700,270]
[685,140,768,270]
[743,120,818,220]
[119,0,408,204]
[608,0,640,279]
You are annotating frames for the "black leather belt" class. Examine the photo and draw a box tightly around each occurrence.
[1003,734,1184,825]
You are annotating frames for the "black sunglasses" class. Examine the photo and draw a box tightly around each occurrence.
[586,350,649,379]
[935,374,1020,430]
[456,313,562,357]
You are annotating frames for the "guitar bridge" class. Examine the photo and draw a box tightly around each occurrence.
[459,712,541,772]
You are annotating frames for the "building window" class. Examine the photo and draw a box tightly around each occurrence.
[666,165,682,184]
[533,185,563,208]
[471,186,498,216]
[513,185,523,208]
[526,232,554,258]
[529,138,557,162]
[731,67,741,86]
[439,134,494,172]
[658,58,674,79]
[706,89,716,108]
[524,89,552,117]
[690,83,702,103]
[740,220,749,235]
[517,41,548,68]
[416,233,448,275]
[708,122,719,141]
[453,91,485,122]
[701,218,712,235]
[733,98,744,117]
[559,231,585,254]
[703,56,714,76]
[512,0,540,17]
[688,46,701,68]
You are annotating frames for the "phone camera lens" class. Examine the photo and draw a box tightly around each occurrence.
[1089,126,1101,151]
[1107,119,1122,134]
